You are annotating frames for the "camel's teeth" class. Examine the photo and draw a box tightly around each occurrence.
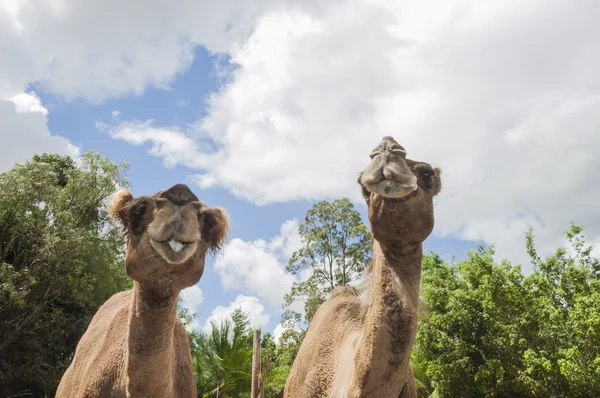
[168,238,185,252]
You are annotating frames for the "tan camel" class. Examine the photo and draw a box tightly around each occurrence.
[56,184,229,398]
[284,136,442,398]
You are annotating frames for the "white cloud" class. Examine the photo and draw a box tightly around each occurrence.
[202,295,269,333]
[9,92,48,115]
[106,0,600,270]
[179,284,205,332]
[0,98,79,172]
[97,120,214,169]
[273,323,287,343]
[0,0,330,103]
[273,322,302,345]
[214,219,301,306]
[180,284,204,313]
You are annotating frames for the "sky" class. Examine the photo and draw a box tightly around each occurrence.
[2,0,600,340]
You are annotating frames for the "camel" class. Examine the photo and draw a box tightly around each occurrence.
[284,136,442,398]
[56,184,229,398]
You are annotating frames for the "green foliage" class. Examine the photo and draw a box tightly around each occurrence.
[191,308,253,398]
[416,224,600,397]
[0,152,131,396]
[282,198,371,330]
[4,160,594,398]
[410,351,438,397]
[261,330,302,398]
[520,224,600,396]
[186,307,301,398]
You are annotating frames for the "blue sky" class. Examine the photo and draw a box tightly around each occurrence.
[2,0,599,337]
[29,46,475,335]
[32,46,475,334]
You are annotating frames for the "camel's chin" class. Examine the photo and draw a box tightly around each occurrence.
[150,239,198,264]
[366,180,417,199]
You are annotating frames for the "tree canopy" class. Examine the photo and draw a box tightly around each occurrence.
[415,224,600,397]
[2,152,598,398]
[0,153,131,396]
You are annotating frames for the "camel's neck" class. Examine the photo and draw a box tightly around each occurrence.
[126,281,179,397]
[351,240,422,397]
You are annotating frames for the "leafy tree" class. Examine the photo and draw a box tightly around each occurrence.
[0,152,131,396]
[261,330,302,398]
[410,350,439,398]
[415,224,600,397]
[282,198,371,331]
[416,247,531,397]
[191,309,253,397]
[520,224,600,396]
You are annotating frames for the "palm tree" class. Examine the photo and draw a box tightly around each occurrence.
[191,309,253,398]
[410,350,439,398]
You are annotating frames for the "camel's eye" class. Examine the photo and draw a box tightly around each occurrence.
[130,201,149,235]
[419,168,434,179]
[418,168,435,190]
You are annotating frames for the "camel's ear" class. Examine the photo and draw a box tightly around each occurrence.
[433,168,442,196]
[200,206,230,253]
[107,188,134,225]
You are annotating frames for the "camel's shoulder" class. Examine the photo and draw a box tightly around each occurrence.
[80,289,131,341]
[96,289,133,317]
[56,290,132,397]
[313,287,363,325]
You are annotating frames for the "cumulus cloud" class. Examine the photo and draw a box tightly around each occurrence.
[273,322,302,344]
[10,92,48,115]
[214,219,301,306]
[0,0,329,102]
[178,284,205,332]
[202,295,269,333]
[97,120,214,169]
[106,0,600,268]
[0,96,79,172]
[180,284,204,313]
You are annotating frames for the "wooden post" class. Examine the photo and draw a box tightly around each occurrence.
[258,373,264,398]
[251,329,261,398]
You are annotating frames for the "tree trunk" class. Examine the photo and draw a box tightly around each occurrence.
[251,329,261,398]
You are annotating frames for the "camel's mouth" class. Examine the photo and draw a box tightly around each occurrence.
[365,179,418,199]
[150,238,198,264]
[168,238,187,252]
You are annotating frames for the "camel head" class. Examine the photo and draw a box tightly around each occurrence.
[358,136,441,247]
[107,184,229,289]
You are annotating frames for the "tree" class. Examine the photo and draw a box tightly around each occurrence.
[191,309,253,397]
[520,224,600,396]
[0,152,131,396]
[261,330,301,398]
[415,224,600,397]
[415,247,531,397]
[282,198,371,330]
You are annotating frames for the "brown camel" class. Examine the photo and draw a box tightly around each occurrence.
[284,136,442,398]
[56,184,229,397]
